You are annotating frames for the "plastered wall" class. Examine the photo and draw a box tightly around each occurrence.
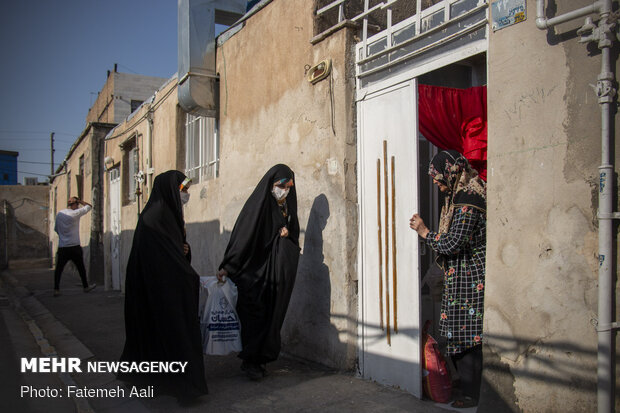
[0,185,49,264]
[102,78,182,291]
[484,0,620,411]
[182,0,359,369]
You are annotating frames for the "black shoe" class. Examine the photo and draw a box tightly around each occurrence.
[241,361,263,381]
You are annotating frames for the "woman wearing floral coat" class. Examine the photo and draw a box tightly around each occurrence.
[410,150,486,409]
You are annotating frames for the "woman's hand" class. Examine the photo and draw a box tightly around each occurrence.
[183,243,190,256]
[279,227,289,237]
[217,268,228,282]
[409,213,430,239]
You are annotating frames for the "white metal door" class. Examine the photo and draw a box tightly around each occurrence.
[358,79,421,396]
[109,167,122,290]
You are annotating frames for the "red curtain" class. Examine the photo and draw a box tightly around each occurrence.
[418,84,487,181]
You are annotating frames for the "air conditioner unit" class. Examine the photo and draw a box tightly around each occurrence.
[24,177,38,186]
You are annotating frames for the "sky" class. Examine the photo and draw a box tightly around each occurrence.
[0,0,179,184]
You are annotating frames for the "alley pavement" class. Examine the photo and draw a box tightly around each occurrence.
[0,261,471,413]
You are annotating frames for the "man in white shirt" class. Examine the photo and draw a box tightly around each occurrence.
[53,197,96,296]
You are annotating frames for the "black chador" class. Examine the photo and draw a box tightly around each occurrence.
[219,164,300,372]
[119,171,207,400]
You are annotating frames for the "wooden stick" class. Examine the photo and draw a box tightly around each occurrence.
[376,158,384,331]
[391,155,398,333]
[383,141,391,345]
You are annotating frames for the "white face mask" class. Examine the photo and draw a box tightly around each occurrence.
[272,186,290,201]
[180,192,190,205]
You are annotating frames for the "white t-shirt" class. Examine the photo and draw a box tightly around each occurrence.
[54,205,91,248]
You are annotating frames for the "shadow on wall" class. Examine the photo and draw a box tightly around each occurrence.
[108,194,353,369]
[183,196,350,370]
[105,220,231,291]
[314,311,599,412]
[0,201,49,265]
[479,334,600,413]
[283,194,349,368]
[98,198,602,409]
[185,220,230,278]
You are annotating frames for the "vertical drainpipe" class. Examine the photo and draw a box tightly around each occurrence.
[596,4,615,413]
[135,134,141,217]
[146,110,154,196]
[536,1,616,412]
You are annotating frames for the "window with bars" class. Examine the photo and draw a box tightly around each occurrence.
[185,114,219,183]
[121,137,138,204]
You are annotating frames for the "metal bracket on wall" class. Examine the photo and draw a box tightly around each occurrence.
[596,211,620,220]
[596,322,620,332]
[178,71,220,86]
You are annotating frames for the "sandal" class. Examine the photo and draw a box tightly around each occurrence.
[451,397,477,408]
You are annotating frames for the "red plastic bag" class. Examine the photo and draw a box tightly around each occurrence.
[422,320,452,403]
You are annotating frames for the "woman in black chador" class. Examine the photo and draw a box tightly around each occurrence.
[119,170,207,401]
[217,164,300,380]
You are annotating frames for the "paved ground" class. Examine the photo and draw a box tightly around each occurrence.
[0,262,474,413]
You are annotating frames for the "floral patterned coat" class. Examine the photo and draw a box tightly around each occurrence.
[426,205,486,355]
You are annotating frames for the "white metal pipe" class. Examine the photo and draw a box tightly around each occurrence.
[597,37,614,413]
[146,112,153,195]
[597,3,614,411]
[535,0,601,29]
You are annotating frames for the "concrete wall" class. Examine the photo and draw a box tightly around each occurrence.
[102,78,182,291]
[181,0,359,369]
[86,71,167,124]
[483,0,619,411]
[101,1,358,370]
[0,185,49,267]
[87,73,116,124]
[112,72,168,123]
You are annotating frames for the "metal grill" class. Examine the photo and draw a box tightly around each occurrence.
[185,114,219,183]
[315,0,488,81]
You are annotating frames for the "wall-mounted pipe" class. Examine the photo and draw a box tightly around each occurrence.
[535,1,601,29]
[146,111,154,196]
[536,1,616,413]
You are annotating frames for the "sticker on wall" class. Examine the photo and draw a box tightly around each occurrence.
[491,0,526,31]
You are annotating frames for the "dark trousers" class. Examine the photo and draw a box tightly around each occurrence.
[451,344,483,400]
[54,246,88,290]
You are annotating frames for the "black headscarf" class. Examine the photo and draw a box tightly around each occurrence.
[428,150,486,233]
[119,170,207,399]
[219,164,300,364]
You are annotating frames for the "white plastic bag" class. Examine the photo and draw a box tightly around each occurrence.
[200,276,242,355]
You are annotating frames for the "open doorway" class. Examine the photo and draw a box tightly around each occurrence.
[356,50,487,397]
[417,52,487,385]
